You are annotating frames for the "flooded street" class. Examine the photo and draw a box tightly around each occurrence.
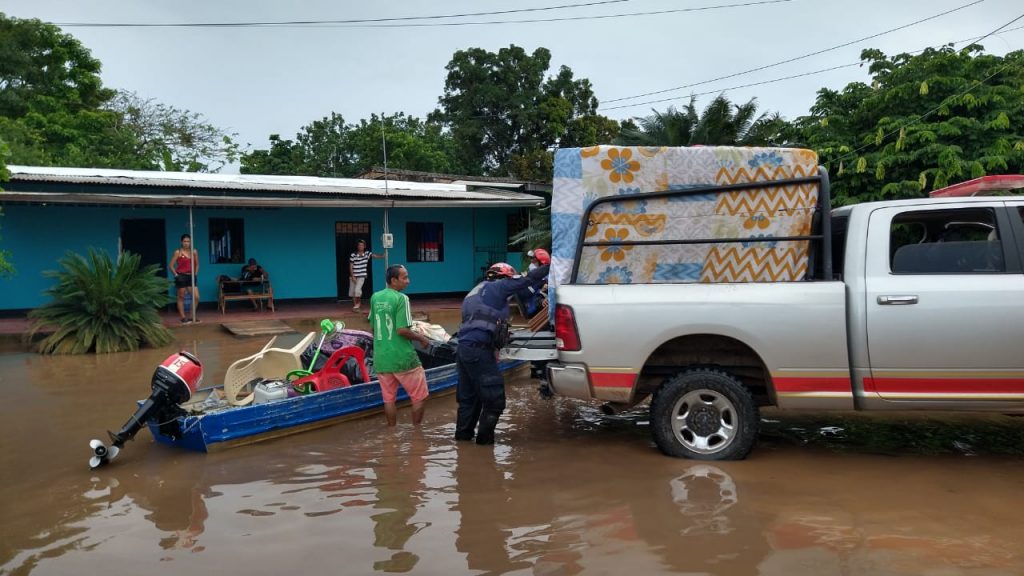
[2,321,1024,575]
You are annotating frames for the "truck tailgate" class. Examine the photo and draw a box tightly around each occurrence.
[501,329,558,361]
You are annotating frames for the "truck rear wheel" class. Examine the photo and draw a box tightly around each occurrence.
[650,368,759,460]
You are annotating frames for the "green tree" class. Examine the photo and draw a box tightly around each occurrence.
[105,90,240,172]
[294,112,349,176]
[0,14,236,172]
[0,13,112,118]
[0,107,147,169]
[798,45,1024,204]
[432,45,619,176]
[509,205,551,254]
[27,249,173,354]
[617,95,790,146]
[344,113,469,176]
[0,13,136,168]
[241,113,466,177]
[239,134,306,175]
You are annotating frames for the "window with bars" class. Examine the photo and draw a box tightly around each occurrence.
[406,222,444,262]
[209,218,245,264]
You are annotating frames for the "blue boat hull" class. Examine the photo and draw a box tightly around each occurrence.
[146,360,524,452]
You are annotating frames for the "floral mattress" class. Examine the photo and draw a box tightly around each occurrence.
[550,146,821,290]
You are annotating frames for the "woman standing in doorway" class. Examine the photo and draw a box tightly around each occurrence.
[170,234,200,324]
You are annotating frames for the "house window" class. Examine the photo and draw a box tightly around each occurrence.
[209,218,245,264]
[406,222,444,262]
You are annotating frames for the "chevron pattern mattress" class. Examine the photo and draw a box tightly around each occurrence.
[550,146,821,289]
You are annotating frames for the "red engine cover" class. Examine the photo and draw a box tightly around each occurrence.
[159,351,203,400]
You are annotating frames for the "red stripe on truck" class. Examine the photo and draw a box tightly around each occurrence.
[590,372,636,388]
[864,377,1024,394]
[773,377,852,393]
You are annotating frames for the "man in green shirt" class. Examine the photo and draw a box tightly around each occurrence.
[369,265,432,426]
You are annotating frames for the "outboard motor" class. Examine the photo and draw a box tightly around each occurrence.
[88,351,203,469]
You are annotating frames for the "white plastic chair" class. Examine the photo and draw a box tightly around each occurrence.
[223,332,317,406]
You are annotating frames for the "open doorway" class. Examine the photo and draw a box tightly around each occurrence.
[120,218,167,276]
[335,221,373,301]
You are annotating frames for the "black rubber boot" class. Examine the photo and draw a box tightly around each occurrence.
[475,412,499,445]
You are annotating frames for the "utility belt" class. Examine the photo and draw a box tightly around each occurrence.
[459,319,510,350]
[460,340,492,350]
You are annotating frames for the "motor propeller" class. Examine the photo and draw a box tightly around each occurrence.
[88,351,202,469]
[88,437,121,470]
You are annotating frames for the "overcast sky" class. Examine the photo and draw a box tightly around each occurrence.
[5,0,1022,172]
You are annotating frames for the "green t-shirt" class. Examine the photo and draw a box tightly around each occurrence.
[369,288,421,374]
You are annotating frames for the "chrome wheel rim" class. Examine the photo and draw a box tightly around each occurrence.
[670,389,737,455]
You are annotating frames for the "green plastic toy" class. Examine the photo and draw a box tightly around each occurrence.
[288,319,343,394]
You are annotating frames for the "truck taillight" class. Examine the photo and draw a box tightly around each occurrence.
[554,304,581,351]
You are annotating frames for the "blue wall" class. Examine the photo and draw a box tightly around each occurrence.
[0,203,518,310]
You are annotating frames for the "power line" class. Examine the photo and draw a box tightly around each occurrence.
[834,12,1024,164]
[55,0,632,27]
[603,0,985,104]
[604,62,862,111]
[54,0,792,28]
[602,23,1024,113]
[308,0,792,28]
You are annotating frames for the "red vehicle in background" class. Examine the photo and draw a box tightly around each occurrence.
[929,175,1024,197]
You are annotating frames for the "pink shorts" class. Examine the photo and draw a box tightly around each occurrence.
[378,366,429,404]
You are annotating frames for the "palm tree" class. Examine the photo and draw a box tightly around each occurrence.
[27,249,173,354]
[509,206,551,264]
[617,94,791,146]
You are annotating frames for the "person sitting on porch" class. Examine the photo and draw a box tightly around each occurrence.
[240,258,268,311]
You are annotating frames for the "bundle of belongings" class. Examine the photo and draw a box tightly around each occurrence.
[301,322,458,376]
[302,328,374,384]
[410,321,457,369]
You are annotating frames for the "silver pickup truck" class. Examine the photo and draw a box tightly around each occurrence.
[508,148,1024,460]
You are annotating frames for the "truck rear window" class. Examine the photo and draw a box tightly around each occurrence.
[831,214,848,280]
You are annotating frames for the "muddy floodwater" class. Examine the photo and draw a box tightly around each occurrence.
[2,317,1024,575]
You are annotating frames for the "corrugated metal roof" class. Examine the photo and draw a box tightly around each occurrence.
[2,165,545,208]
[358,166,537,185]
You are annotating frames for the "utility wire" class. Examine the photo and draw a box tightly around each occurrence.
[55,0,791,28]
[603,23,1024,113]
[834,12,1024,164]
[604,62,862,111]
[307,0,791,28]
[55,0,632,27]
[603,0,985,104]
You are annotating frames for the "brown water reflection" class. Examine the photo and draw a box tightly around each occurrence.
[2,324,1024,575]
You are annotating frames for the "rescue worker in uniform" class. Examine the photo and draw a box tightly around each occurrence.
[455,262,550,444]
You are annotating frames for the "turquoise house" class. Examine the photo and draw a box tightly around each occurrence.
[0,166,545,312]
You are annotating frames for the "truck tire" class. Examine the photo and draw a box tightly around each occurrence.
[650,368,759,460]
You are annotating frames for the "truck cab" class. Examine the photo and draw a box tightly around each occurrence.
[841,194,1024,411]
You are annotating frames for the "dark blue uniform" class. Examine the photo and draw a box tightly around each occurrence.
[455,264,549,444]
